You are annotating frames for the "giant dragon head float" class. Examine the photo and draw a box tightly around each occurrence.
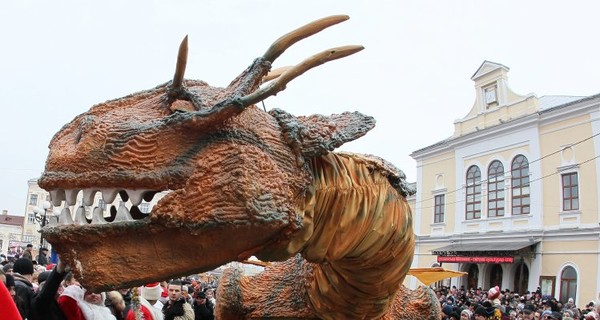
[38,15,382,291]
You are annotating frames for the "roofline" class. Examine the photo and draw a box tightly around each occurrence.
[411,92,600,158]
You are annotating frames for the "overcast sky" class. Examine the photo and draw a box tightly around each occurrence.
[1,1,599,216]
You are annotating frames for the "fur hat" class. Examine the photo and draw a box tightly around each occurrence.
[38,270,52,284]
[2,263,13,273]
[4,273,15,287]
[488,285,501,300]
[142,282,162,301]
[442,305,453,315]
[13,258,34,275]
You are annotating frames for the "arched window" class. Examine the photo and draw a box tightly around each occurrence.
[489,264,503,289]
[511,155,530,215]
[488,160,505,217]
[513,262,529,294]
[560,266,577,302]
[467,264,479,290]
[466,165,481,220]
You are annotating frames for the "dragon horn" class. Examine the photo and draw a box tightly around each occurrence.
[239,45,364,107]
[262,15,349,63]
[172,35,189,89]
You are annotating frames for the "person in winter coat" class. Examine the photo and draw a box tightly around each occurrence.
[162,280,194,320]
[192,291,213,320]
[29,259,69,320]
[13,258,35,319]
[58,284,116,320]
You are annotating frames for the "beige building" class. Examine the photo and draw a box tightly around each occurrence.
[0,210,25,257]
[410,61,600,305]
[23,178,54,252]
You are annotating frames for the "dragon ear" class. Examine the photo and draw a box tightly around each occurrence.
[269,108,375,158]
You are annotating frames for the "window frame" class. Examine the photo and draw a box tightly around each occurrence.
[559,266,577,303]
[561,172,579,211]
[484,84,498,107]
[487,160,505,218]
[511,155,530,215]
[434,194,445,223]
[29,194,38,206]
[465,165,482,220]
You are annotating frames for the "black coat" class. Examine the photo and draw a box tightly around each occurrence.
[13,274,34,319]
[193,300,214,320]
[30,267,68,320]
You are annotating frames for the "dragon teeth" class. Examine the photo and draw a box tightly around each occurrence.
[50,189,65,206]
[74,206,90,225]
[126,189,145,206]
[65,189,80,206]
[113,205,133,222]
[100,188,119,203]
[91,207,107,224]
[59,207,74,224]
[42,188,162,227]
[82,189,97,206]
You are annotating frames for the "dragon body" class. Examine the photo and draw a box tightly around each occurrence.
[38,15,442,319]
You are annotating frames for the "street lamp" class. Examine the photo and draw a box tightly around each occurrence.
[33,200,51,249]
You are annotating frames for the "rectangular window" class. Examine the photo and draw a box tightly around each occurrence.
[22,235,35,243]
[27,213,35,224]
[466,183,482,220]
[562,172,579,211]
[484,85,498,106]
[434,195,445,223]
[29,194,38,206]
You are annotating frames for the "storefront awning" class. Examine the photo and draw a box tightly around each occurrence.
[432,241,538,256]
[407,267,468,286]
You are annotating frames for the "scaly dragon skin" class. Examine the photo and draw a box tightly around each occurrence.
[38,15,441,319]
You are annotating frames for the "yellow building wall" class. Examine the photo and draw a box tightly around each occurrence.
[419,151,456,235]
[413,243,443,268]
[540,241,598,302]
[539,114,597,225]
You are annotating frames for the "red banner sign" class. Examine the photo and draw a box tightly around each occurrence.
[437,256,514,264]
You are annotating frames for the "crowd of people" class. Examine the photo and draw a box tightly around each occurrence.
[435,284,600,320]
[4,246,600,320]
[1,253,216,320]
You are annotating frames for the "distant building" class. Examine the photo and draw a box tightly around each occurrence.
[23,179,50,251]
[410,61,600,305]
[0,209,25,257]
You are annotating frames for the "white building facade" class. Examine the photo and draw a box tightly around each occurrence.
[410,61,600,305]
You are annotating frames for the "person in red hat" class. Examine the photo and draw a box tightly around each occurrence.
[125,283,164,320]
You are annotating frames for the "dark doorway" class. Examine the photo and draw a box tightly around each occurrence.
[467,264,479,290]
[489,264,503,288]
[513,262,529,293]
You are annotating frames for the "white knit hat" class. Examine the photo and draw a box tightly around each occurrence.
[142,282,162,301]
